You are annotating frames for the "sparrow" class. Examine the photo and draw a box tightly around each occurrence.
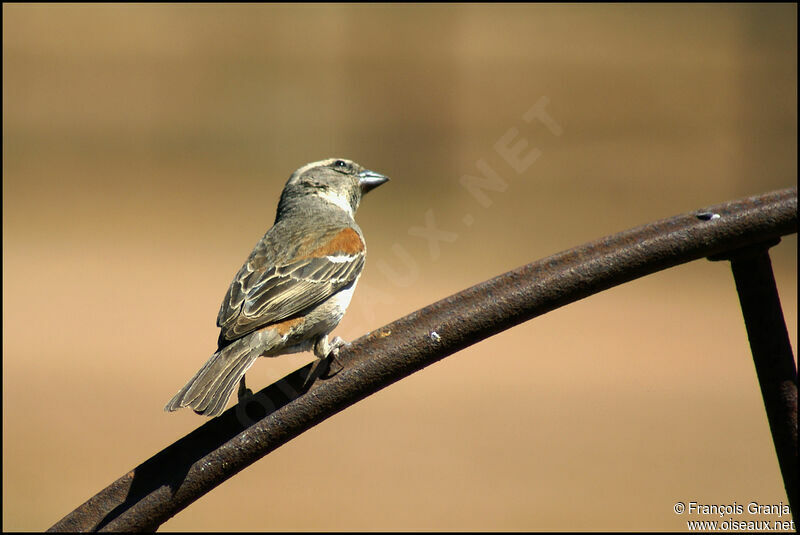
[165,158,389,417]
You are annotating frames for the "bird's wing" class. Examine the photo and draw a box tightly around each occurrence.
[216,226,365,342]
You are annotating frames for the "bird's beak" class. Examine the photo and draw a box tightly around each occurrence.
[359,169,390,194]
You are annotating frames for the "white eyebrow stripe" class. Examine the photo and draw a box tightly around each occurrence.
[292,160,326,178]
[288,158,340,183]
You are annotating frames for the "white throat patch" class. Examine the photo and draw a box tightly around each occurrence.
[317,190,355,218]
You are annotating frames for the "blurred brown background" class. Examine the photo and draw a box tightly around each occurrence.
[3,4,797,531]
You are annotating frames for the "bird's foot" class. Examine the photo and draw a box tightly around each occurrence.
[304,336,348,387]
[321,337,347,378]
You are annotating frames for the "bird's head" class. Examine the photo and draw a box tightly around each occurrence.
[278,158,389,219]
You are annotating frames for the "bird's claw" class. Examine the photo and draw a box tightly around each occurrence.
[321,337,346,378]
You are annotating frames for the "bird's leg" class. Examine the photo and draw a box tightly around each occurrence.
[303,335,348,390]
[237,375,253,400]
[313,335,347,378]
[321,336,346,378]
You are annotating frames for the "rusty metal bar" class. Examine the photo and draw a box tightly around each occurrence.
[48,187,797,532]
[712,243,798,514]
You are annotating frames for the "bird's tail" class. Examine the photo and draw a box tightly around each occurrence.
[164,337,263,417]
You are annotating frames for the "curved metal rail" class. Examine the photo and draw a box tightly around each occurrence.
[49,187,797,531]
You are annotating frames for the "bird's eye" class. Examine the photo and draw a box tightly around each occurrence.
[334,160,347,169]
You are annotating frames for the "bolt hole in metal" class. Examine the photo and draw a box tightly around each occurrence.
[696,211,721,221]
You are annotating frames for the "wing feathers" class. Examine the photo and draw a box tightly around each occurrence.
[216,225,365,343]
